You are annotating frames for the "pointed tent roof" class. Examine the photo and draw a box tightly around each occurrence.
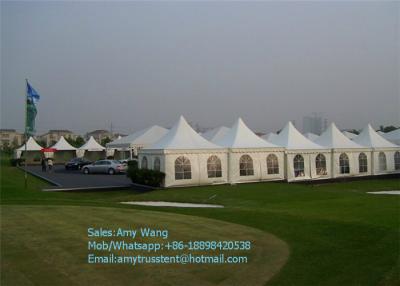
[268,122,323,150]
[261,132,278,141]
[342,131,358,140]
[50,136,76,150]
[376,131,385,135]
[382,128,400,142]
[215,118,279,148]
[17,137,43,151]
[353,124,398,148]
[314,123,364,149]
[106,125,168,149]
[147,116,220,150]
[304,132,319,141]
[201,126,230,143]
[78,136,105,151]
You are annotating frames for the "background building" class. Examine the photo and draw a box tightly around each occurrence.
[0,129,24,149]
[38,130,78,147]
[303,113,328,135]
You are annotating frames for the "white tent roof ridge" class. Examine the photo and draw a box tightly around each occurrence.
[17,137,43,151]
[304,132,319,141]
[78,136,105,151]
[314,123,364,149]
[146,116,221,150]
[50,136,76,150]
[107,125,168,149]
[215,118,280,148]
[268,121,324,150]
[201,126,230,142]
[342,130,358,140]
[353,124,398,148]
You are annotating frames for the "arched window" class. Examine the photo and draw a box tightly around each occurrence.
[141,156,148,169]
[358,153,368,173]
[239,155,254,176]
[339,153,350,174]
[267,154,279,174]
[315,154,327,175]
[153,157,161,171]
[294,154,305,177]
[175,156,191,180]
[207,155,222,178]
[378,152,387,171]
[395,152,400,170]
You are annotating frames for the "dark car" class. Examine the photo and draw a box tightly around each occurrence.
[65,158,92,170]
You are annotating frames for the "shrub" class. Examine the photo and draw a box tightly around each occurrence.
[10,158,25,167]
[127,166,165,187]
[127,160,138,169]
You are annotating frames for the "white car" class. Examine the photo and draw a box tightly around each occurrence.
[82,160,127,175]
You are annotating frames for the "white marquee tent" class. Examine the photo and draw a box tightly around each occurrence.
[139,116,227,187]
[201,126,230,143]
[343,131,358,140]
[78,136,106,161]
[268,122,330,181]
[15,137,43,163]
[382,129,400,146]
[304,132,319,141]
[261,132,278,141]
[50,136,77,163]
[353,124,400,175]
[314,123,370,178]
[215,118,285,183]
[106,125,168,159]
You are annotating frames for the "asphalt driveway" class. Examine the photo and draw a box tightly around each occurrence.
[24,165,132,191]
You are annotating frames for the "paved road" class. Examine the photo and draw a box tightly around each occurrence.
[24,165,132,191]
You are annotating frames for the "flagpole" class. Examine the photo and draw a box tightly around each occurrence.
[24,79,28,189]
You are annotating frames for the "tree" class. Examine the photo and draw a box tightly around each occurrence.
[101,137,112,146]
[75,136,85,147]
[379,125,398,133]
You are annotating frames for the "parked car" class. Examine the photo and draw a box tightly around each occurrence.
[65,158,92,170]
[82,160,127,175]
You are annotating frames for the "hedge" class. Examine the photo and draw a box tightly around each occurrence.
[126,165,165,187]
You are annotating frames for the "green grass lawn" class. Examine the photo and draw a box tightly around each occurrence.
[1,155,399,285]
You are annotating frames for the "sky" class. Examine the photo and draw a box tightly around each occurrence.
[1,1,399,135]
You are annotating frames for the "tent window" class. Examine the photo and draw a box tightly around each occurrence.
[294,154,305,177]
[267,154,279,174]
[358,153,368,173]
[339,153,350,174]
[175,156,191,180]
[141,156,148,169]
[315,154,327,175]
[239,155,254,176]
[378,152,387,171]
[395,152,400,170]
[154,157,161,171]
[207,155,222,178]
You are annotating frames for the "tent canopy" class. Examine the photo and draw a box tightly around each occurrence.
[215,118,279,148]
[342,131,358,140]
[382,129,400,145]
[304,132,319,141]
[106,125,168,149]
[314,123,363,149]
[50,136,76,150]
[78,136,105,151]
[353,124,398,148]
[268,122,323,150]
[17,137,43,151]
[261,132,278,141]
[201,126,230,143]
[146,116,220,150]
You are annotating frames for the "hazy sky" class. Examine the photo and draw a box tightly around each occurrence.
[1,1,399,135]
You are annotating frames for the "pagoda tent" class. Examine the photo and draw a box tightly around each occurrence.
[261,133,278,142]
[78,136,106,161]
[15,137,43,164]
[106,125,168,160]
[214,118,285,184]
[268,122,330,182]
[139,116,228,188]
[353,124,400,175]
[343,131,358,140]
[382,129,400,146]
[201,126,230,143]
[314,123,371,178]
[50,136,77,163]
[304,132,319,141]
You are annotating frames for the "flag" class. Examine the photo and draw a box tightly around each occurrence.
[26,81,40,136]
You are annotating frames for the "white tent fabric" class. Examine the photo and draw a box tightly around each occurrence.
[376,131,385,135]
[214,118,285,183]
[314,123,364,149]
[261,132,278,141]
[353,124,399,174]
[304,132,319,141]
[201,126,230,143]
[382,129,400,146]
[343,131,358,140]
[107,125,168,150]
[78,136,105,151]
[15,137,43,159]
[50,136,76,150]
[140,116,228,187]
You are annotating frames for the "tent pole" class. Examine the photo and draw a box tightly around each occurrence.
[24,79,28,189]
